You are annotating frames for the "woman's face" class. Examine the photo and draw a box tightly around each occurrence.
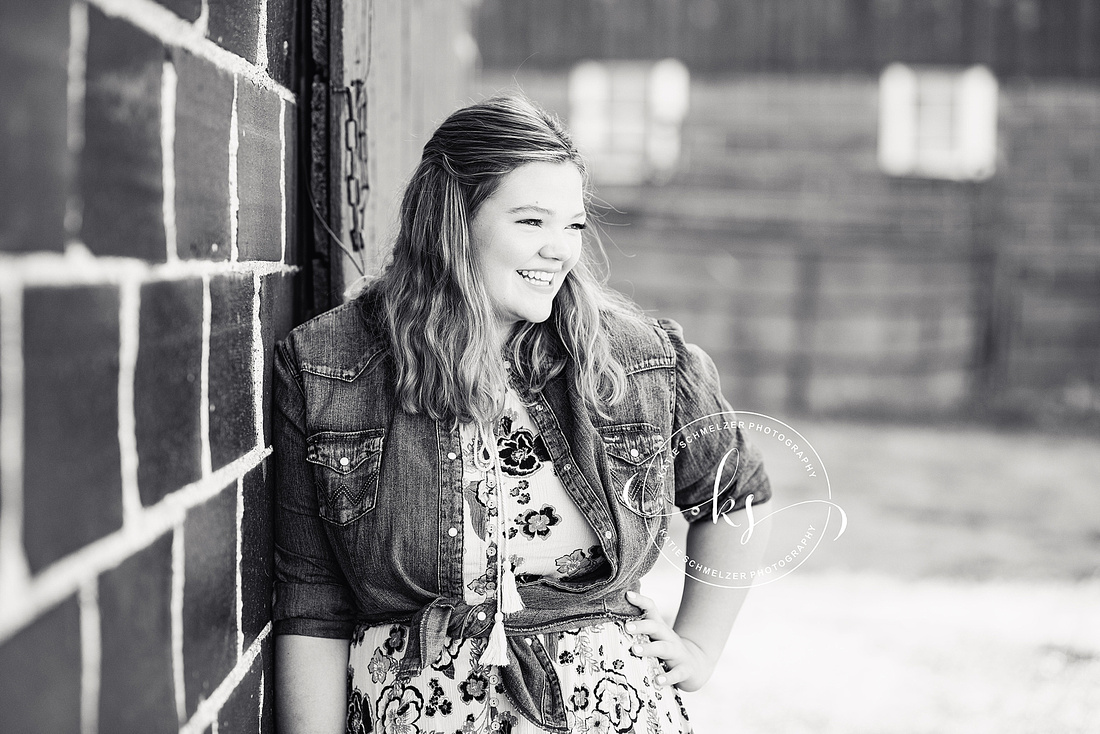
[470,161,586,334]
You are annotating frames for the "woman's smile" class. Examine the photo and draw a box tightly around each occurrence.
[469,160,586,331]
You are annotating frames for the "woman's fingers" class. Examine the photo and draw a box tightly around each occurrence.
[625,590,711,690]
[625,589,658,616]
[655,661,693,688]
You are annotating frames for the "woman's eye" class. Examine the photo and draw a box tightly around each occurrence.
[518,218,542,227]
[568,222,588,231]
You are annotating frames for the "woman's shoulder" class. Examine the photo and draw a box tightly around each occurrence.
[600,309,677,372]
[281,291,388,379]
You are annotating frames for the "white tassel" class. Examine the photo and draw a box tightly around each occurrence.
[500,566,525,614]
[479,612,510,666]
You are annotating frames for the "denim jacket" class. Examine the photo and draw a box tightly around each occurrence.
[272,293,770,730]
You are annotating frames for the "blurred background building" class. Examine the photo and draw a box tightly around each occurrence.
[1,0,1098,732]
[475,0,1100,427]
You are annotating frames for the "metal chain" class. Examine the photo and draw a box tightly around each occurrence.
[341,80,369,253]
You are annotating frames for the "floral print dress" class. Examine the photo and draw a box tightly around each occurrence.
[346,389,693,734]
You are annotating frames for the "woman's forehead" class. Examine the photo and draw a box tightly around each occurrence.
[487,161,586,213]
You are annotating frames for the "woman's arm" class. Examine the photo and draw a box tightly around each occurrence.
[627,513,770,692]
[275,634,351,734]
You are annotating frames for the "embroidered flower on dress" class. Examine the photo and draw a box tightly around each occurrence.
[379,682,424,734]
[497,427,550,477]
[574,711,614,734]
[554,544,605,578]
[346,670,371,734]
[424,677,453,717]
[383,625,407,655]
[458,670,490,703]
[515,504,561,540]
[369,647,397,683]
[594,673,643,733]
[509,480,531,505]
[570,684,591,710]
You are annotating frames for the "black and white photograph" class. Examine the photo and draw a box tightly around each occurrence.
[1,1,1098,732]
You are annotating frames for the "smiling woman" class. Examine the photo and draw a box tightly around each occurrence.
[471,161,587,330]
[272,95,772,734]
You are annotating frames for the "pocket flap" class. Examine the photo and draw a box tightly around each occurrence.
[599,423,664,466]
[306,429,384,475]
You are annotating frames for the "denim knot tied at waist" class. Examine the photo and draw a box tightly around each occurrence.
[391,596,640,733]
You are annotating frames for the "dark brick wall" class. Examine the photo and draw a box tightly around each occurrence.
[0,0,300,730]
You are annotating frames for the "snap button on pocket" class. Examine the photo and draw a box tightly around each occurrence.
[307,429,385,525]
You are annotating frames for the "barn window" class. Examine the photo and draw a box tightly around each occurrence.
[878,64,998,181]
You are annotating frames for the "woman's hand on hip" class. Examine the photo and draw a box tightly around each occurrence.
[624,590,715,692]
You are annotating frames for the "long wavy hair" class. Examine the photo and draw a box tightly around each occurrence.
[362,94,645,425]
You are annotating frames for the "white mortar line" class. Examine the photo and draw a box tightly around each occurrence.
[162,59,179,263]
[0,252,297,286]
[0,282,31,609]
[117,279,143,525]
[88,0,294,102]
[235,476,244,658]
[194,0,209,36]
[0,446,271,645]
[210,721,219,734]
[256,0,269,69]
[66,2,89,239]
[251,273,264,447]
[79,580,101,734]
[279,99,287,263]
[229,78,240,263]
[172,525,187,725]
[258,670,265,730]
[179,622,272,734]
[200,275,212,476]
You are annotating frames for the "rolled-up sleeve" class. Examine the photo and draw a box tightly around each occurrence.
[657,319,771,523]
[272,338,358,638]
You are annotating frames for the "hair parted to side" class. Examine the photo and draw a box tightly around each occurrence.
[363,93,646,425]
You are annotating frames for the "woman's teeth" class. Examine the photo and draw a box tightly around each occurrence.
[518,270,553,285]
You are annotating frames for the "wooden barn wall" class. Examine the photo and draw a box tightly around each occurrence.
[329,0,476,298]
[477,71,1100,421]
[476,0,1100,78]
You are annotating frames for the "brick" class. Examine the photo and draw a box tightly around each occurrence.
[0,597,81,733]
[259,272,296,444]
[208,0,261,63]
[23,285,124,572]
[0,0,69,252]
[135,279,203,505]
[156,0,202,22]
[174,50,233,261]
[260,638,274,733]
[283,100,299,265]
[241,462,273,650]
[217,649,262,734]
[209,273,256,469]
[183,482,238,718]
[99,534,177,734]
[237,80,284,261]
[81,8,165,260]
[265,0,297,87]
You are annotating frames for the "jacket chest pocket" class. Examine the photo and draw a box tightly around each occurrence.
[306,429,384,526]
[599,423,671,518]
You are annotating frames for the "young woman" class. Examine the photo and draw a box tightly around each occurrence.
[273,95,771,734]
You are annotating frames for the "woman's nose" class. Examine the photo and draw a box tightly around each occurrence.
[538,230,576,262]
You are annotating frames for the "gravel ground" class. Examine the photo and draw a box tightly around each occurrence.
[640,420,1100,733]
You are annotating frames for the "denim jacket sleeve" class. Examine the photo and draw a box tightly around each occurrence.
[657,318,771,522]
[271,338,359,638]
